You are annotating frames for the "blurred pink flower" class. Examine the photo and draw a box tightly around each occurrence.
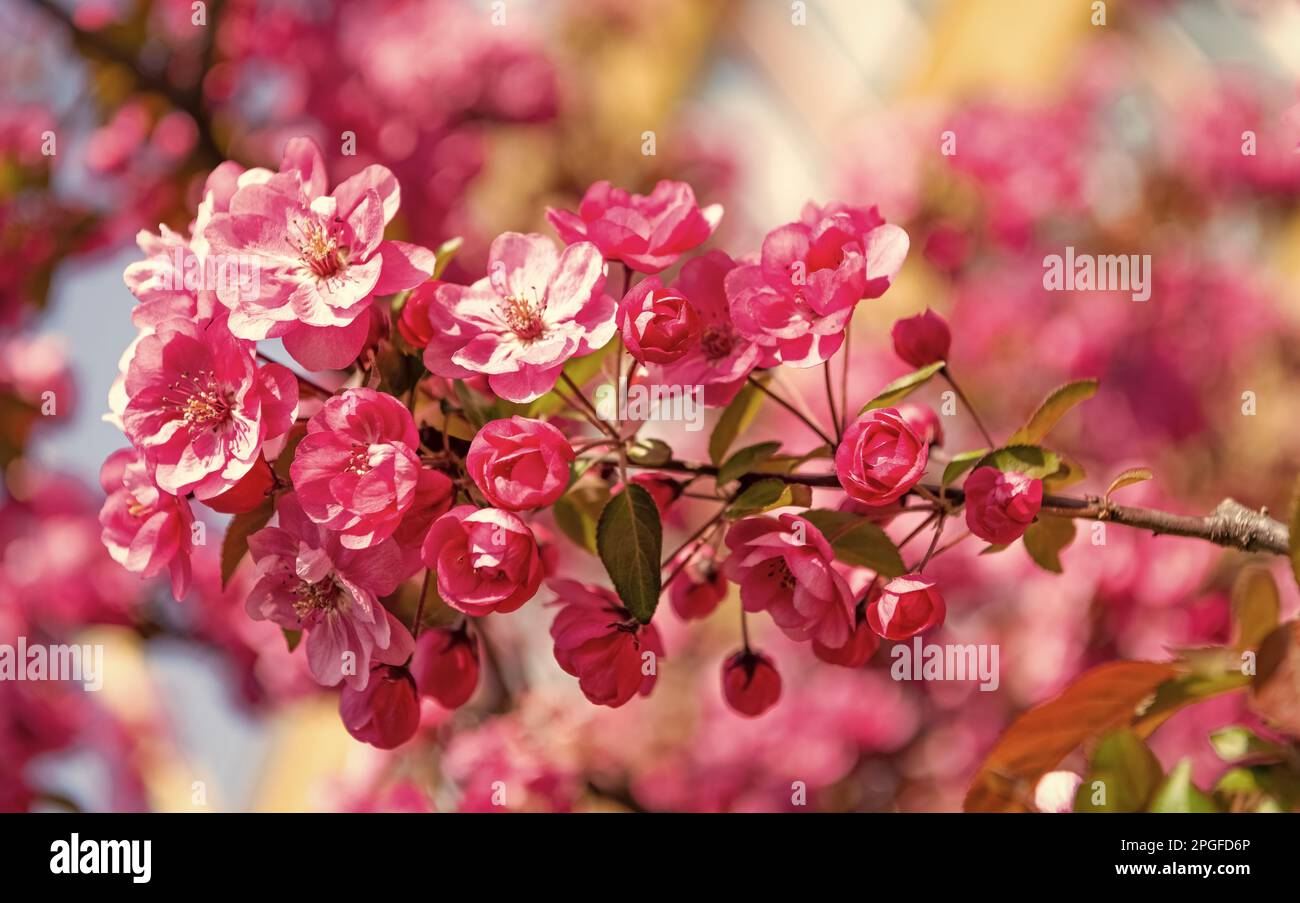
[98,447,195,601]
[546,179,722,274]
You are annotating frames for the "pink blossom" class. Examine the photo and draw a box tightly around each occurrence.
[835,407,928,506]
[891,308,951,368]
[963,467,1042,545]
[618,277,700,364]
[290,387,424,548]
[203,137,436,370]
[339,664,421,749]
[411,626,480,709]
[895,401,943,447]
[98,447,195,601]
[721,649,782,717]
[725,205,908,367]
[121,315,298,499]
[546,179,722,274]
[201,454,274,514]
[547,579,665,708]
[722,514,854,648]
[669,545,728,620]
[245,493,413,689]
[646,251,762,406]
[466,416,575,511]
[421,232,614,402]
[421,506,544,616]
[866,574,945,640]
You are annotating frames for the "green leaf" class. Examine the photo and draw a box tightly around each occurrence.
[726,478,791,518]
[1073,730,1164,812]
[1231,567,1280,651]
[432,236,463,279]
[800,509,906,577]
[709,378,767,465]
[973,445,1061,480]
[716,441,782,485]
[627,438,673,467]
[1043,454,1086,492]
[1008,378,1098,445]
[942,448,989,486]
[861,361,946,413]
[220,498,275,589]
[597,484,663,623]
[1104,467,1153,503]
[1023,515,1076,573]
[1147,759,1219,813]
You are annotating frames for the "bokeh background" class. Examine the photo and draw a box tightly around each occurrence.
[4,0,1300,811]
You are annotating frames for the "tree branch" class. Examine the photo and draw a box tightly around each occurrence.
[619,457,1291,556]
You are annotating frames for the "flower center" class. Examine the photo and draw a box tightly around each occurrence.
[291,215,349,280]
[499,290,546,341]
[763,556,797,591]
[164,369,231,432]
[347,444,372,477]
[700,324,734,360]
[293,577,342,621]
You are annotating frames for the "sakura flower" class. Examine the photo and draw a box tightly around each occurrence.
[646,250,761,406]
[618,277,700,364]
[547,579,665,708]
[290,388,424,549]
[721,513,855,649]
[721,649,782,717]
[421,232,614,402]
[963,467,1042,545]
[246,493,413,690]
[725,205,908,367]
[465,416,575,511]
[546,179,723,274]
[98,447,195,601]
[203,136,436,370]
[411,625,480,709]
[339,663,421,749]
[121,315,298,499]
[866,573,945,640]
[421,506,544,616]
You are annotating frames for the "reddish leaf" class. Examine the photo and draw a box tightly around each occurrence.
[963,661,1178,812]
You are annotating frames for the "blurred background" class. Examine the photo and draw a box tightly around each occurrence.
[4,0,1300,812]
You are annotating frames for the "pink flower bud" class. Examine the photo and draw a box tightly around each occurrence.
[422,506,544,616]
[411,626,480,709]
[339,664,421,749]
[466,416,575,511]
[669,547,727,620]
[618,278,701,364]
[834,408,928,506]
[963,467,1042,545]
[891,309,950,368]
[397,279,443,349]
[866,573,946,640]
[721,649,782,717]
[895,401,943,447]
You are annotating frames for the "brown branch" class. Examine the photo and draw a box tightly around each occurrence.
[615,457,1291,556]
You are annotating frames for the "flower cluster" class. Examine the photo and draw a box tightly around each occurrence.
[99,135,1078,749]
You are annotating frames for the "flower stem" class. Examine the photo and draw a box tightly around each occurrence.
[941,366,995,449]
[746,375,835,447]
